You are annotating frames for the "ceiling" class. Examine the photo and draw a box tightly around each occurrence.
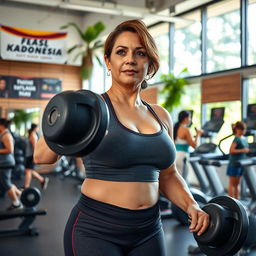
[2,0,214,23]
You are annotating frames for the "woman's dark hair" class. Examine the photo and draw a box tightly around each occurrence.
[0,118,11,128]
[28,123,38,136]
[173,111,190,140]
[232,121,247,134]
[104,19,160,89]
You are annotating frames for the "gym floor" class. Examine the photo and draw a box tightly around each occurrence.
[0,174,256,256]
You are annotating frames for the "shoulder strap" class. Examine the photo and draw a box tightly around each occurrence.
[142,100,168,131]
[101,93,109,104]
[101,93,114,115]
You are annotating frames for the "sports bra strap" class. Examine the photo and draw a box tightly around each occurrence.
[142,100,169,131]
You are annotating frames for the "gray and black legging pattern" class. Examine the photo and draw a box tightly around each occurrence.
[64,194,167,256]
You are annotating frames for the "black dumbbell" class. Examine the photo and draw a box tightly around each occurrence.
[20,187,41,208]
[193,196,249,256]
[42,90,109,157]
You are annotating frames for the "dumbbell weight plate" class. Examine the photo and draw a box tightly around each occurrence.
[20,187,41,208]
[42,90,109,157]
[194,196,248,256]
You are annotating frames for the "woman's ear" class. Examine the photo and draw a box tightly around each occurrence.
[104,55,110,70]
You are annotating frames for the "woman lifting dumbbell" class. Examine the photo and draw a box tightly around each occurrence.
[34,19,209,256]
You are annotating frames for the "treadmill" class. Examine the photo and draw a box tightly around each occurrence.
[189,107,225,197]
[198,103,256,200]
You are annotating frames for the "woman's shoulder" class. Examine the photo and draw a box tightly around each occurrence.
[148,103,169,116]
[149,104,172,123]
[0,130,13,141]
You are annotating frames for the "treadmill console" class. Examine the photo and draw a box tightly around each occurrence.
[202,107,225,137]
[244,103,256,136]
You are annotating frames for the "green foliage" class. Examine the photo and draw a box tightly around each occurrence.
[61,21,105,80]
[160,68,189,113]
[11,110,38,135]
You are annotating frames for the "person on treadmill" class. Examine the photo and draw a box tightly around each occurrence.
[174,110,203,179]
[227,121,249,199]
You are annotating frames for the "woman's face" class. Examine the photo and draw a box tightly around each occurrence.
[236,128,246,136]
[0,80,6,90]
[105,31,149,88]
[182,115,190,125]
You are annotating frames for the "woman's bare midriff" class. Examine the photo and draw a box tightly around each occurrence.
[81,178,159,210]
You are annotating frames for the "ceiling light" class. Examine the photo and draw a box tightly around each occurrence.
[60,3,122,15]
[7,0,60,7]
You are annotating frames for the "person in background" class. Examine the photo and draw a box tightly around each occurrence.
[0,118,22,210]
[34,19,209,256]
[0,79,8,98]
[227,121,249,199]
[23,123,49,190]
[174,110,203,180]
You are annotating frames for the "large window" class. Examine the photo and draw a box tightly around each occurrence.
[148,23,169,84]
[90,48,105,94]
[248,78,256,104]
[8,108,40,136]
[248,0,256,65]
[172,83,201,134]
[206,0,241,72]
[174,10,201,76]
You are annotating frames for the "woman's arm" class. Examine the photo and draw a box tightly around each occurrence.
[159,165,208,235]
[154,105,209,235]
[33,136,60,164]
[183,127,203,149]
[0,133,14,154]
[229,142,249,154]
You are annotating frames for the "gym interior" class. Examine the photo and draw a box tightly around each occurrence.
[1,0,256,255]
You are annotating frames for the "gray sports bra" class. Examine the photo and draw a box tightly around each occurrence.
[83,93,176,182]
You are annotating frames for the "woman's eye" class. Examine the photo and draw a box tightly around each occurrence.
[116,50,125,55]
[137,51,146,56]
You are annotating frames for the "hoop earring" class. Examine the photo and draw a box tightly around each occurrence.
[141,80,148,89]
[145,74,150,80]
[107,70,111,76]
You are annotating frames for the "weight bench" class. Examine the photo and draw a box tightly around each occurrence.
[0,208,47,237]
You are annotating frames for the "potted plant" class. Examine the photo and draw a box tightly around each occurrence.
[61,21,105,80]
[160,68,189,113]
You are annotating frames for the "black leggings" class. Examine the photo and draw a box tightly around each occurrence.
[64,194,167,256]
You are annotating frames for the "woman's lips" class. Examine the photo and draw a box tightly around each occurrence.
[122,70,138,75]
